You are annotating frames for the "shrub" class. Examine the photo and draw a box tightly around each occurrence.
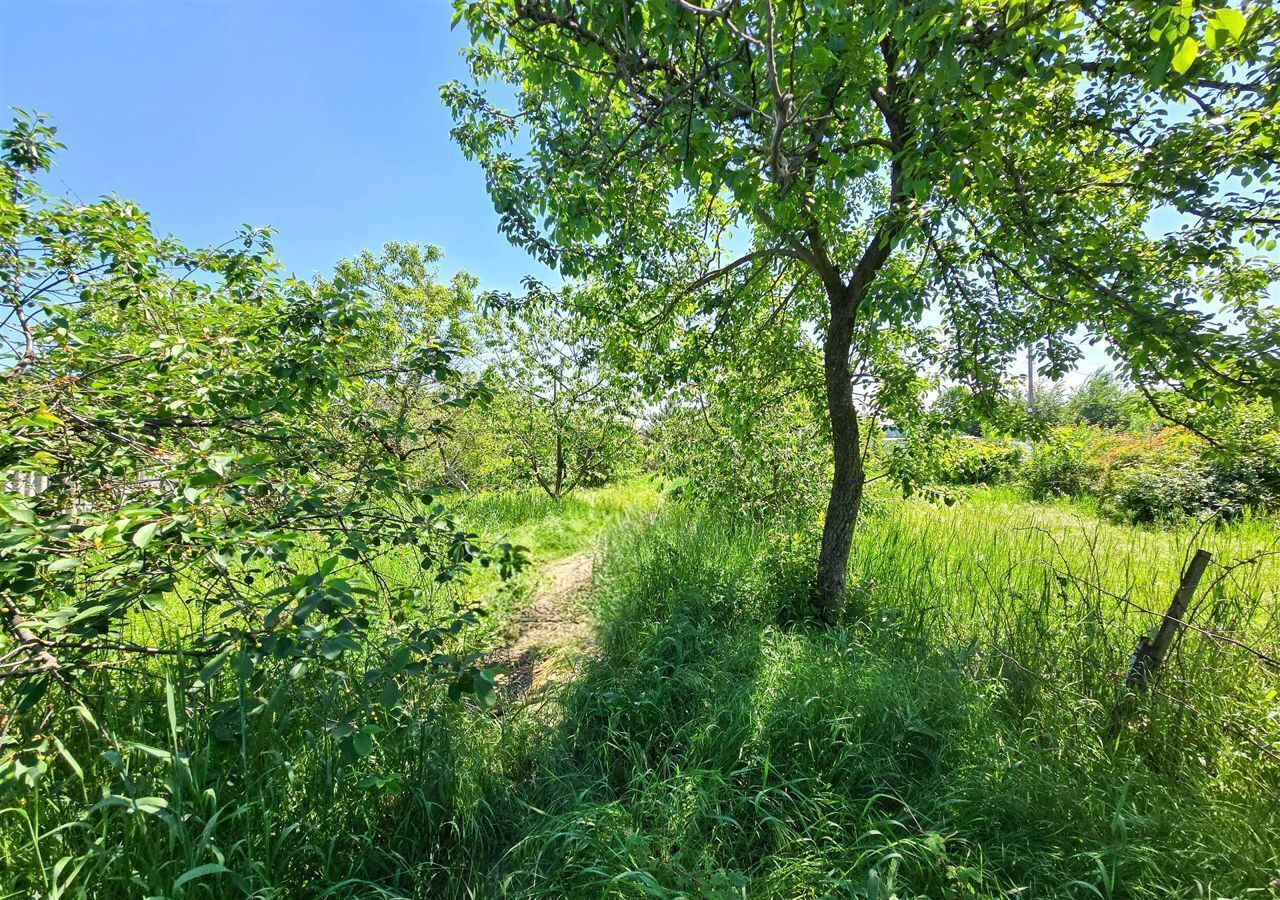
[1096,429,1210,523]
[651,393,829,522]
[1022,426,1107,500]
[936,437,1026,486]
[1024,421,1280,523]
[739,523,823,624]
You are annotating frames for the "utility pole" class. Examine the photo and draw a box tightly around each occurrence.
[1026,343,1036,415]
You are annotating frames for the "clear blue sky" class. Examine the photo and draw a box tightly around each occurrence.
[0,0,1119,382]
[0,0,552,292]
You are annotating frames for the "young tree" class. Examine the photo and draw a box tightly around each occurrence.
[1066,369,1139,428]
[322,242,489,489]
[483,289,637,500]
[446,0,1280,619]
[0,116,513,761]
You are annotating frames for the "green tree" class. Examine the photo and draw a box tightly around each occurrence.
[482,288,637,500]
[1065,369,1139,428]
[0,115,512,765]
[322,242,490,488]
[931,379,1068,436]
[446,0,1279,620]
[932,386,986,437]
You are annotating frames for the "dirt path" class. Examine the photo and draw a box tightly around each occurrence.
[489,549,598,702]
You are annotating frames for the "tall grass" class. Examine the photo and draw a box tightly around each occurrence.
[465,495,1280,897]
[460,479,657,559]
[4,482,1277,898]
[0,481,655,899]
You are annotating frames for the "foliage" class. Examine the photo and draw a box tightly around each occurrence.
[480,288,639,500]
[645,316,941,522]
[1026,379,1072,429]
[1023,425,1106,501]
[0,481,654,899]
[0,116,514,786]
[319,242,490,489]
[930,385,989,437]
[444,499,1278,898]
[447,0,1280,615]
[934,436,1025,486]
[1099,428,1222,523]
[1065,369,1145,429]
[1024,418,1280,523]
[930,380,1062,436]
[650,384,828,522]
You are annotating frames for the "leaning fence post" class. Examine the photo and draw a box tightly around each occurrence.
[1109,548,1212,738]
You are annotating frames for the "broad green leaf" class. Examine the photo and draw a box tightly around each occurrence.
[1210,7,1246,41]
[1171,36,1199,74]
[131,521,160,548]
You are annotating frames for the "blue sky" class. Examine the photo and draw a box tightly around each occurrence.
[0,0,551,292]
[0,0,1117,382]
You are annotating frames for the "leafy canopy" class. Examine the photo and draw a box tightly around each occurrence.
[480,286,639,499]
[446,0,1278,406]
[0,114,515,768]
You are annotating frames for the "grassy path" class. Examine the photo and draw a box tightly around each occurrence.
[453,493,1280,898]
[490,547,598,701]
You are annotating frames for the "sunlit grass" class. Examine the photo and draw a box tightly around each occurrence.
[0,480,658,899]
[473,497,1280,897]
[4,482,1276,898]
[460,476,660,559]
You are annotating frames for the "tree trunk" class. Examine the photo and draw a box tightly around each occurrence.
[553,431,564,501]
[815,286,865,623]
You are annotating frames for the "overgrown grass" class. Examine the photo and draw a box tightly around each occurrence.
[460,494,1280,897]
[460,478,658,560]
[0,480,657,900]
[5,482,1277,898]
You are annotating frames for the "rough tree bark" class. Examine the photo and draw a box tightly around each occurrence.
[811,206,898,621]
[815,285,864,624]
[812,41,908,621]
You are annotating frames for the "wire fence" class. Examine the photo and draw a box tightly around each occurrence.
[1011,544,1277,760]
[854,508,1280,773]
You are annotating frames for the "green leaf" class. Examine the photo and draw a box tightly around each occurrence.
[52,736,84,780]
[173,863,232,889]
[379,679,402,710]
[131,521,160,549]
[473,669,497,709]
[0,499,36,525]
[126,742,172,761]
[1171,37,1198,74]
[1210,7,1246,41]
[195,646,233,687]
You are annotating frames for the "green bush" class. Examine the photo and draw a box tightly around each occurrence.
[651,394,829,522]
[1023,422,1280,523]
[1023,425,1106,500]
[1096,430,1210,523]
[936,437,1026,486]
[738,524,823,624]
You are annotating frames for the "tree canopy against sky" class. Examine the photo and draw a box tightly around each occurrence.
[445,0,1280,619]
[0,116,512,743]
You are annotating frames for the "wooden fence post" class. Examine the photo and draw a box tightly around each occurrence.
[1109,548,1212,738]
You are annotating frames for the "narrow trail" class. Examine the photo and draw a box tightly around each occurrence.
[489,548,598,703]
